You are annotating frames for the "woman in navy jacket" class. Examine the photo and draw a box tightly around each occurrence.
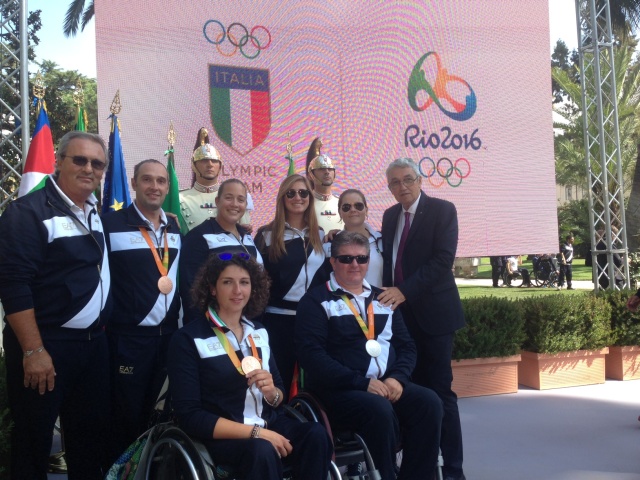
[167,253,331,480]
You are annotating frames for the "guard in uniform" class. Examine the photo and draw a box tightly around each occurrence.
[306,137,341,233]
[180,128,252,232]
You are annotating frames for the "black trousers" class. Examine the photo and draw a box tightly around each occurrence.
[491,264,504,286]
[262,311,297,399]
[108,332,172,462]
[317,382,443,480]
[559,263,573,287]
[405,325,464,479]
[3,326,110,480]
[205,414,332,480]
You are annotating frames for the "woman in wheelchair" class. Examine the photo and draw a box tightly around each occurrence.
[167,253,332,479]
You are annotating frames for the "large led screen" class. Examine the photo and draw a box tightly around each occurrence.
[95,0,556,256]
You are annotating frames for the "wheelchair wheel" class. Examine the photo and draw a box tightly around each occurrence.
[144,427,214,480]
[510,273,524,288]
[533,270,545,287]
[548,271,559,289]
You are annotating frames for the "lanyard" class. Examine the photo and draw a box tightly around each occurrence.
[207,307,261,375]
[139,227,169,275]
[341,295,375,340]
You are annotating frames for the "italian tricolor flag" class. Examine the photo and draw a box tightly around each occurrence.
[209,65,271,155]
[18,101,55,197]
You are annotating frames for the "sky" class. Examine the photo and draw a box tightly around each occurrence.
[28,0,579,79]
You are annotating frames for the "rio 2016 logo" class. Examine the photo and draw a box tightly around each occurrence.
[407,52,476,121]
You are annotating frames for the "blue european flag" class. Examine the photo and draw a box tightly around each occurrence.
[102,114,131,214]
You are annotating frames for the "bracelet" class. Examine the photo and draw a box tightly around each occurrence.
[250,424,261,439]
[264,389,280,407]
[23,346,44,358]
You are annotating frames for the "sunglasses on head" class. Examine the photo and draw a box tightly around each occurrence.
[62,155,107,171]
[217,252,251,261]
[285,189,310,199]
[340,202,365,213]
[334,254,370,264]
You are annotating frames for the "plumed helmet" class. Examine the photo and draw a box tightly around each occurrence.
[306,137,335,172]
[192,127,222,164]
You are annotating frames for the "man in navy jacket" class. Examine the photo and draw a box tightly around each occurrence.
[296,231,442,480]
[102,159,182,459]
[378,157,466,480]
[0,131,111,479]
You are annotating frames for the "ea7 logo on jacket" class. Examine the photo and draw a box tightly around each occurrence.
[119,366,134,374]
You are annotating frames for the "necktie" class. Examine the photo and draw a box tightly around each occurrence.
[394,211,411,285]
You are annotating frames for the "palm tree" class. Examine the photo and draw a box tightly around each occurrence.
[63,0,94,37]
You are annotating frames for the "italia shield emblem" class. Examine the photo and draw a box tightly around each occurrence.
[209,65,271,155]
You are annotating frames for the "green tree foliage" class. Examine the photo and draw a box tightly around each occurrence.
[36,60,98,139]
[0,6,42,208]
[551,40,579,105]
[63,0,94,37]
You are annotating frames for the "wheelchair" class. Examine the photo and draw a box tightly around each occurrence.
[289,391,443,480]
[532,255,559,288]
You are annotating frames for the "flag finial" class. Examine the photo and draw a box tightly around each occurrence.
[168,121,176,147]
[110,90,122,115]
[286,134,292,157]
[33,71,45,100]
[73,80,84,107]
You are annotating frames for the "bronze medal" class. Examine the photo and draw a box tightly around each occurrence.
[158,276,173,294]
[241,356,261,374]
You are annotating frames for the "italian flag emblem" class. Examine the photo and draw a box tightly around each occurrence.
[209,65,271,155]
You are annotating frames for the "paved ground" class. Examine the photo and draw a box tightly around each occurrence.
[455,276,595,290]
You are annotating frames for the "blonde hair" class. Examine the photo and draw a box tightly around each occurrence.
[264,174,323,262]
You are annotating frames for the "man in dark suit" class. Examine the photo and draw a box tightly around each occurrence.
[378,157,466,480]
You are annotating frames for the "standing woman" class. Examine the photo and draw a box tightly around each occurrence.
[180,178,262,323]
[254,174,328,397]
[329,189,383,287]
[168,253,332,480]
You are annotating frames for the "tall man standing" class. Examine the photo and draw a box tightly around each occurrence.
[0,131,111,479]
[180,127,252,232]
[559,234,574,290]
[306,137,341,233]
[378,157,466,480]
[102,159,182,458]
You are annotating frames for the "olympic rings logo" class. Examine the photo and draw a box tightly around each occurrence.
[203,20,271,60]
[418,157,471,188]
[408,52,477,122]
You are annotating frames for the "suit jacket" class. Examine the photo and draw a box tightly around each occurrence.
[381,191,465,336]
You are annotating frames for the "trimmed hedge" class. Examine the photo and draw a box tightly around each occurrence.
[596,289,640,346]
[520,294,611,354]
[454,297,525,360]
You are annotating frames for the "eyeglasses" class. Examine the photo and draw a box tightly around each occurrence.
[334,254,370,264]
[340,202,365,213]
[388,176,419,190]
[62,155,107,171]
[285,189,310,199]
[217,252,251,261]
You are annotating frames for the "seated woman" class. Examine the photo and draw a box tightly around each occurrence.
[326,189,383,287]
[167,253,332,480]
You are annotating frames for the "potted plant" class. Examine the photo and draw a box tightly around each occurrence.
[452,297,525,398]
[597,289,640,380]
[518,293,611,390]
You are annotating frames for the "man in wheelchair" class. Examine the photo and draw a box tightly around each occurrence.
[296,231,443,480]
[505,255,532,287]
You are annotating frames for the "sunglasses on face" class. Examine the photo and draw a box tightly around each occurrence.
[62,155,107,171]
[285,189,310,199]
[217,252,251,261]
[334,254,370,264]
[340,202,365,213]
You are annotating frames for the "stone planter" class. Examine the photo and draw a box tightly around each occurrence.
[451,355,521,398]
[606,346,640,380]
[518,348,609,390]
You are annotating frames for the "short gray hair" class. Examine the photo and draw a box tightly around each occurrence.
[332,231,370,257]
[386,157,420,178]
[55,131,109,172]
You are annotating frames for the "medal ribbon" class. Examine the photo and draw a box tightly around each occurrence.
[207,307,261,375]
[340,295,375,340]
[139,228,169,276]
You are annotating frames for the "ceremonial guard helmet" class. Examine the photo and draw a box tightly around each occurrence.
[192,127,222,165]
[306,137,335,173]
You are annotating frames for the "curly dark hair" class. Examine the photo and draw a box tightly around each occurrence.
[191,253,271,319]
